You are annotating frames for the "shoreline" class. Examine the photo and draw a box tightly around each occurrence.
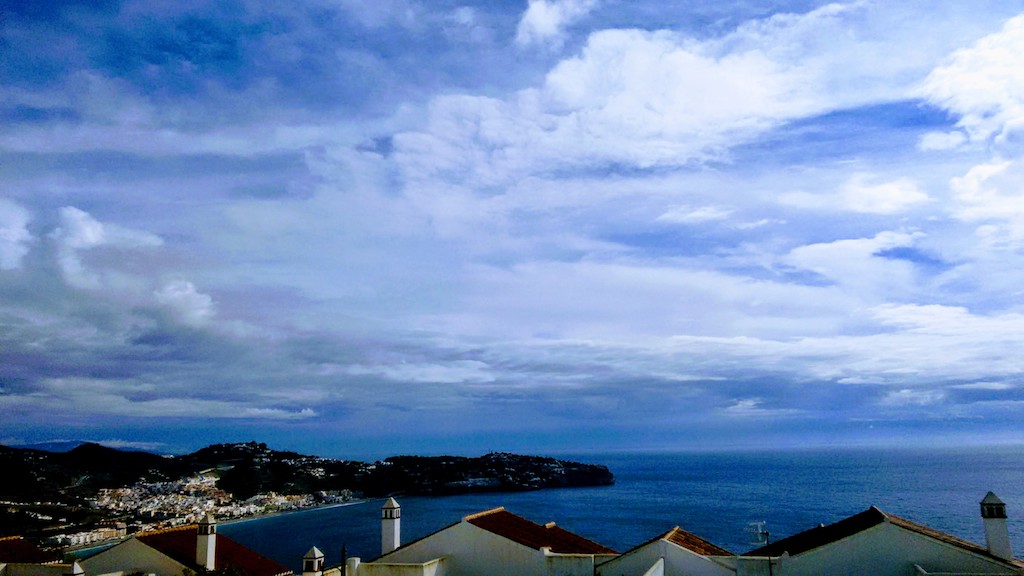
[65,499,372,558]
[219,498,372,527]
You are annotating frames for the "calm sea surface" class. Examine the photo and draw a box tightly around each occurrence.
[219,447,1024,572]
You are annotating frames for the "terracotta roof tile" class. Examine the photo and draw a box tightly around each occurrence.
[137,526,291,576]
[465,508,616,555]
[663,527,732,556]
[0,536,59,563]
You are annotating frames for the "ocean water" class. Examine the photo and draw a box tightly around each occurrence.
[219,447,1024,572]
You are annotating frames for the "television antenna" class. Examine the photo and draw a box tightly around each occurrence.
[747,521,774,576]
[747,521,770,546]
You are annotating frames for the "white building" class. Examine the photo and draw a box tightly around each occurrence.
[738,498,1024,576]
[596,526,734,576]
[344,502,617,576]
[81,515,292,576]
[335,492,1022,576]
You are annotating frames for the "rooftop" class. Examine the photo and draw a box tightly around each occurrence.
[464,507,617,555]
[663,527,732,557]
[136,525,292,576]
[744,506,1024,569]
[0,536,59,564]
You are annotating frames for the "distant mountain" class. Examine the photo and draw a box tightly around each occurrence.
[0,443,187,502]
[0,441,614,504]
[12,441,87,453]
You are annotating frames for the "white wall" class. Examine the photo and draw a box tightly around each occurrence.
[370,522,604,576]
[597,539,734,576]
[357,557,446,576]
[779,523,1018,576]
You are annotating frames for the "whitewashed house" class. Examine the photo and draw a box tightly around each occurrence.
[81,514,292,576]
[595,526,734,576]
[737,492,1023,576]
[343,499,617,576]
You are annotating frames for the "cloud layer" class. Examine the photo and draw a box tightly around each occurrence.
[3,0,1024,456]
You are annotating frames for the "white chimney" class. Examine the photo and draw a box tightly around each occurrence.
[381,497,401,555]
[302,546,324,576]
[197,513,217,570]
[980,491,1013,560]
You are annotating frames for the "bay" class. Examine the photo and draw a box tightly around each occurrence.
[220,446,1024,572]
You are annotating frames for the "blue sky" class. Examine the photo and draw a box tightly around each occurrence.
[3,0,1024,458]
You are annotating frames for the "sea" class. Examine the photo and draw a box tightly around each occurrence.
[218,447,1024,572]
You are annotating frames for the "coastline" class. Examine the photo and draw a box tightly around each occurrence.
[219,498,372,527]
[65,499,372,559]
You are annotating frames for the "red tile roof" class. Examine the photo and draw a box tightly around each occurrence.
[464,508,617,555]
[0,536,59,563]
[618,526,731,560]
[744,506,1024,569]
[663,527,732,556]
[136,526,291,576]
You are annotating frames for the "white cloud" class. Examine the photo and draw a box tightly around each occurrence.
[949,159,1024,242]
[781,175,929,215]
[515,0,599,48]
[783,230,922,294]
[840,176,930,214]
[657,205,734,224]
[918,130,968,151]
[0,377,318,421]
[155,280,215,327]
[344,360,495,384]
[723,397,801,418]
[880,388,945,407]
[0,198,32,270]
[50,206,162,289]
[949,382,1016,391]
[919,14,1024,144]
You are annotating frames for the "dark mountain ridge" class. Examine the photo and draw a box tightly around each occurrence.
[0,441,614,504]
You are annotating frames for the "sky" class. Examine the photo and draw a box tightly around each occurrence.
[2,0,1024,458]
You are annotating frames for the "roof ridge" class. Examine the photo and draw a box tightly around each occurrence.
[463,507,505,521]
[138,524,199,537]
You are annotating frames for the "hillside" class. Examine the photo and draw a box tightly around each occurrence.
[0,441,614,504]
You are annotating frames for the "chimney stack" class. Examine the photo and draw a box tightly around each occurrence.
[302,546,324,576]
[980,491,1013,560]
[381,497,401,555]
[197,513,217,570]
